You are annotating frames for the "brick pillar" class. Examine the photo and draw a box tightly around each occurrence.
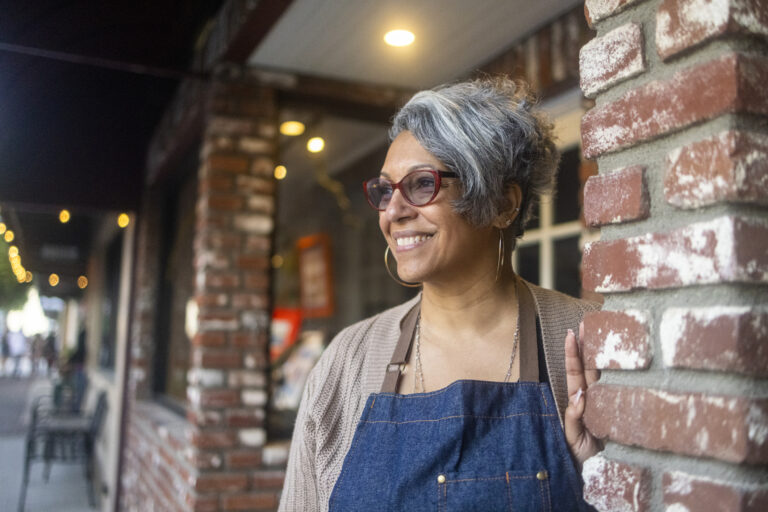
[187,67,280,511]
[578,1,768,510]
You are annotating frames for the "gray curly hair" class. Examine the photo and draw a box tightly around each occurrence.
[389,77,559,241]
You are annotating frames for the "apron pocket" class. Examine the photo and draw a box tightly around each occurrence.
[436,469,551,512]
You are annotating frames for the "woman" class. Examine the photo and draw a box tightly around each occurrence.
[280,78,601,511]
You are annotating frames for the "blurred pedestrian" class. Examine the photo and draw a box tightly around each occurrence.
[8,329,27,378]
[44,331,58,376]
[0,331,9,376]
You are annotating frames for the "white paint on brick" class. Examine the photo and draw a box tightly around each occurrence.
[694,428,710,451]
[666,471,693,495]
[238,428,267,446]
[667,505,690,512]
[594,310,650,369]
[187,387,201,407]
[242,310,268,330]
[188,368,225,388]
[583,454,642,512]
[263,442,290,466]
[648,388,686,405]
[229,370,266,388]
[247,195,274,213]
[238,136,271,154]
[661,306,751,366]
[241,389,268,406]
[580,23,645,97]
[586,0,642,23]
[233,213,273,234]
[747,402,768,445]
[198,318,239,331]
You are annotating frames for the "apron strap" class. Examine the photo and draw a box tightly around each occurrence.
[516,277,540,383]
[380,302,420,393]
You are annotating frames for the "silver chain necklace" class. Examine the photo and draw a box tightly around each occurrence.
[413,314,521,393]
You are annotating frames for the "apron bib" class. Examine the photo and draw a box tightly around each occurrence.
[329,278,591,511]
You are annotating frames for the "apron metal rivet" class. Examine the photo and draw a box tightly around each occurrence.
[536,470,548,480]
[437,474,446,484]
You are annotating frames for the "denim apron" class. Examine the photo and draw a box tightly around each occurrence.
[329,279,591,511]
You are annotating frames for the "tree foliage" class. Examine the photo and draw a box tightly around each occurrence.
[0,249,30,310]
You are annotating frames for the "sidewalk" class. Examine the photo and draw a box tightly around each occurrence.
[0,367,93,512]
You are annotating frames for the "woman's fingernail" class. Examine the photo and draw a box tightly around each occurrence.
[567,329,574,337]
[572,388,584,406]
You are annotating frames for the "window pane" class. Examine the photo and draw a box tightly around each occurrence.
[554,147,581,224]
[516,243,540,285]
[554,236,581,298]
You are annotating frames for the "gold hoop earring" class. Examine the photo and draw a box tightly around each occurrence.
[384,246,421,288]
[495,229,505,282]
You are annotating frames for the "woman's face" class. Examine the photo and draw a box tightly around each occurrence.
[379,131,497,286]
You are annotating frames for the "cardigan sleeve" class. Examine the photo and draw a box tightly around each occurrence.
[278,365,320,511]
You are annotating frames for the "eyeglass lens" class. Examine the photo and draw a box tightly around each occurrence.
[367,170,438,209]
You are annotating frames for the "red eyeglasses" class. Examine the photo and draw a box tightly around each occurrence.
[363,169,457,211]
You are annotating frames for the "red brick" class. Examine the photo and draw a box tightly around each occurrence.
[192,494,219,512]
[198,311,239,331]
[582,455,651,512]
[582,216,768,293]
[226,408,265,428]
[222,492,278,510]
[190,428,237,449]
[194,472,249,493]
[237,255,269,270]
[199,172,234,193]
[665,130,768,208]
[187,409,224,427]
[207,153,251,174]
[582,310,652,369]
[581,53,768,159]
[195,349,244,369]
[244,271,269,290]
[252,470,286,490]
[231,331,267,348]
[203,272,240,290]
[585,0,646,27]
[202,193,244,211]
[664,471,768,511]
[192,332,226,347]
[251,156,275,177]
[198,389,241,408]
[207,116,254,137]
[656,0,768,60]
[195,293,229,308]
[584,384,768,463]
[660,306,768,377]
[226,449,263,469]
[580,23,645,97]
[584,165,649,227]
[232,292,268,310]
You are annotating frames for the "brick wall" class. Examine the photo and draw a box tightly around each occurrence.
[121,67,282,511]
[578,0,768,510]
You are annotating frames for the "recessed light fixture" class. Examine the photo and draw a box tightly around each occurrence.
[384,29,415,47]
[78,275,88,289]
[117,213,130,228]
[307,137,325,153]
[274,165,288,180]
[49,273,59,287]
[59,209,71,223]
[280,121,306,136]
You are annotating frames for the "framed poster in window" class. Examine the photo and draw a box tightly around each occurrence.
[297,233,334,318]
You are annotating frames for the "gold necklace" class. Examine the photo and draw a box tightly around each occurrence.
[414,315,520,393]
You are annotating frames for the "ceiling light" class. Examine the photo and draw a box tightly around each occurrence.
[271,254,284,268]
[25,271,32,283]
[49,273,59,287]
[307,137,325,153]
[4,230,14,243]
[0,222,5,234]
[78,275,88,289]
[274,165,288,180]
[8,246,18,257]
[384,29,415,47]
[59,209,71,223]
[279,121,306,136]
[118,213,130,228]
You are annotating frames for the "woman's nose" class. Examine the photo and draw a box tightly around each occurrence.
[384,189,416,222]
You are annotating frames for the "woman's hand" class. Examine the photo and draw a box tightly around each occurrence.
[564,322,603,468]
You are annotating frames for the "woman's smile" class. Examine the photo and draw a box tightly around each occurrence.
[392,232,434,251]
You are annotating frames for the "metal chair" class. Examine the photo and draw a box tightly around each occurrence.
[18,390,108,512]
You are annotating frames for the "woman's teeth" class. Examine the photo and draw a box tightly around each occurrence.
[396,234,433,246]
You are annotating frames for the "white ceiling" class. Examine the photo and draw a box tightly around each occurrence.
[249,0,583,89]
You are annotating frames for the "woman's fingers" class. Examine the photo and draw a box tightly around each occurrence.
[564,323,602,466]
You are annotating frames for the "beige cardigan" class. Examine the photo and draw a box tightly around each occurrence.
[279,281,599,511]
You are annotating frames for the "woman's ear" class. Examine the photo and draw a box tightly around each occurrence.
[492,183,523,229]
